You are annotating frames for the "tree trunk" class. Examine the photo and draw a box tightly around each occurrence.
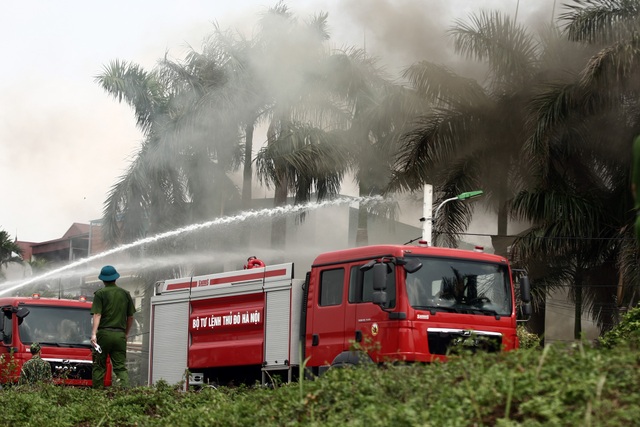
[493,156,510,254]
[355,186,369,246]
[271,178,288,250]
[239,123,255,251]
[242,123,254,210]
[493,193,510,256]
[267,118,289,251]
[574,267,583,340]
[497,199,508,240]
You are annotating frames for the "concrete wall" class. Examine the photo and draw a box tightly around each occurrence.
[544,287,600,344]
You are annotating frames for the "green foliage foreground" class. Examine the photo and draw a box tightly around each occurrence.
[3,342,639,427]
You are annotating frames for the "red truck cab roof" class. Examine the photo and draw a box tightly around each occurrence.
[0,296,92,308]
[312,244,509,266]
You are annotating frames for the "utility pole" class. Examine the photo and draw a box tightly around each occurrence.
[421,184,433,244]
[421,185,483,246]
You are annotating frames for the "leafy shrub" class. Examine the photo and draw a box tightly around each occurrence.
[599,304,640,349]
[517,324,541,349]
[1,344,640,426]
[0,350,20,384]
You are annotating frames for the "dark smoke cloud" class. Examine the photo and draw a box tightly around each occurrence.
[323,0,558,79]
[340,0,453,66]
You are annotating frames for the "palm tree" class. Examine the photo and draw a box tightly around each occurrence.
[193,24,271,211]
[0,230,22,280]
[387,10,600,337]
[324,48,420,246]
[510,0,640,335]
[157,50,244,224]
[96,60,180,245]
[390,11,573,248]
[96,55,241,247]
[253,3,350,249]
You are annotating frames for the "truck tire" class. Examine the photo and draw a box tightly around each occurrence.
[330,351,373,368]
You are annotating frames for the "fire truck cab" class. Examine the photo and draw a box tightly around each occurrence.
[0,295,106,386]
[303,244,530,375]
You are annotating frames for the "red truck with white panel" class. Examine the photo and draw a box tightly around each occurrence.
[149,244,531,386]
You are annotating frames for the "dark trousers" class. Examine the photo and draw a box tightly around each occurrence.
[92,329,129,388]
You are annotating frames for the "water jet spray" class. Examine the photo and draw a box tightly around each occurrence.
[0,196,383,296]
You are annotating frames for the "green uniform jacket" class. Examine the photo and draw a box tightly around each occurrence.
[19,355,53,385]
[91,283,136,330]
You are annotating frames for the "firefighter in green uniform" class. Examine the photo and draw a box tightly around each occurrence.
[19,342,53,385]
[90,265,136,388]
[633,135,640,241]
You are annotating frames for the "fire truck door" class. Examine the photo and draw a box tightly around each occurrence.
[347,263,397,360]
[307,267,348,367]
[0,311,12,377]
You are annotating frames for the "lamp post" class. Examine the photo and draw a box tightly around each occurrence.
[421,186,483,245]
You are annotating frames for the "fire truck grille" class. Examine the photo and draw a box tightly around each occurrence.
[427,330,502,356]
[48,360,93,381]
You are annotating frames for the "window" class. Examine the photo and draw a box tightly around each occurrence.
[405,257,511,315]
[319,269,344,306]
[19,306,93,346]
[349,264,396,309]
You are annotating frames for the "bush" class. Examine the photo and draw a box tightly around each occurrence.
[599,305,640,349]
[517,324,541,349]
[0,351,20,384]
[2,343,640,426]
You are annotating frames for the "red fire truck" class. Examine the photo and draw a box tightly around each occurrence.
[149,244,531,386]
[0,295,108,386]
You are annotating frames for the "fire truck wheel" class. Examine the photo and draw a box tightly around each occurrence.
[331,351,373,368]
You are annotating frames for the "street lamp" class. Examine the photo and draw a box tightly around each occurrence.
[421,186,483,245]
[433,190,484,220]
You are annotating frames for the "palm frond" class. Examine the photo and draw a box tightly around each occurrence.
[561,0,640,44]
[402,61,487,107]
[0,230,23,266]
[255,123,348,201]
[450,10,540,87]
[580,34,640,88]
[95,59,165,135]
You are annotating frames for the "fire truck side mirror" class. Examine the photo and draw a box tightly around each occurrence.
[520,276,531,304]
[0,306,12,331]
[521,302,532,317]
[372,291,387,305]
[15,307,30,319]
[372,263,388,308]
[0,308,9,343]
[372,263,387,291]
[399,258,422,274]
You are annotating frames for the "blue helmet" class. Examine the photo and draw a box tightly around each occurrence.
[98,265,120,282]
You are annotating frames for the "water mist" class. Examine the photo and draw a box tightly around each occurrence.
[0,196,383,296]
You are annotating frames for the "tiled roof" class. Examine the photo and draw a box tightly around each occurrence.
[62,223,90,239]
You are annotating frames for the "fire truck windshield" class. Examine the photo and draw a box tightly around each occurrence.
[405,257,512,316]
[18,305,93,348]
